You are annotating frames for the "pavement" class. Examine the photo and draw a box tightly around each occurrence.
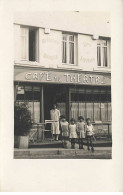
[14,146,112,159]
[28,139,112,148]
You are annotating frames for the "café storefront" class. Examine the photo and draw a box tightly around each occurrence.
[14,66,111,128]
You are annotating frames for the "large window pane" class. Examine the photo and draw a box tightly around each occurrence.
[57,102,66,116]
[86,103,93,121]
[25,86,33,100]
[94,103,101,121]
[27,102,34,122]
[71,93,86,102]
[101,102,108,121]
[70,102,79,122]
[108,103,112,121]
[33,86,40,101]
[78,103,86,120]
[34,102,40,123]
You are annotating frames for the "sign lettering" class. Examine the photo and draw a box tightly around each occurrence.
[17,70,111,86]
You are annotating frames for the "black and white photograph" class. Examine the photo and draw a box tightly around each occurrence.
[1,0,123,192]
[14,11,112,159]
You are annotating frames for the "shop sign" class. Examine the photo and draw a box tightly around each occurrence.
[17,86,24,94]
[15,69,111,86]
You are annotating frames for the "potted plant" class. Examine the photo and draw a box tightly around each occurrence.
[14,102,32,148]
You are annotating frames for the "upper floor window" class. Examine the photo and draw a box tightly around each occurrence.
[62,33,76,65]
[97,39,110,67]
[20,26,38,62]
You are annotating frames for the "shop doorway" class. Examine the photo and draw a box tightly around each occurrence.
[44,84,67,121]
[43,84,67,138]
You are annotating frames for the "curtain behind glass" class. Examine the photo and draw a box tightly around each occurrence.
[69,42,74,64]
[62,41,67,63]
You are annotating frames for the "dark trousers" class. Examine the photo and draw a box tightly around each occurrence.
[79,138,84,149]
[87,136,94,150]
[71,138,76,149]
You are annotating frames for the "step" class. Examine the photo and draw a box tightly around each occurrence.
[29,140,112,148]
[14,148,112,159]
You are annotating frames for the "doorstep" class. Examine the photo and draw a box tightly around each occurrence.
[29,139,112,148]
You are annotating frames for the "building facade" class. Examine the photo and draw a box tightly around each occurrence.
[14,12,111,126]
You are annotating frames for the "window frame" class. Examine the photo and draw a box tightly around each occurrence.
[97,38,110,68]
[62,33,77,66]
[20,26,39,62]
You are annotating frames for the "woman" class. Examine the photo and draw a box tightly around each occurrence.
[50,104,60,141]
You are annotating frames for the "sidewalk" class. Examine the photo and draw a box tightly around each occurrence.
[29,139,112,148]
[14,146,112,159]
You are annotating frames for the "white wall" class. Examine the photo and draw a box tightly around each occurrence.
[78,34,97,71]
[14,24,111,72]
[39,29,62,68]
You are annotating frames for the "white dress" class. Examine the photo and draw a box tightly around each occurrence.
[77,122,85,138]
[69,124,77,138]
[60,121,69,137]
[50,109,60,134]
[86,124,94,136]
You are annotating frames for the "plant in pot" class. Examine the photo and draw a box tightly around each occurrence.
[14,102,32,149]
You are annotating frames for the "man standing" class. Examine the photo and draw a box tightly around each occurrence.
[50,103,60,141]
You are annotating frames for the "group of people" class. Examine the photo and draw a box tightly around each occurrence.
[50,104,95,151]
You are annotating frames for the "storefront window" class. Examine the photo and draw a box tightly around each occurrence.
[56,92,66,116]
[16,85,40,123]
[25,86,33,100]
[70,87,111,122]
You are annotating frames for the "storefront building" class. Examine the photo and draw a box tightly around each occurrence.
[14,12,111,127]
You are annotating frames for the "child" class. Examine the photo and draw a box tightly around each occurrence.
[77,116,85,149]
[60,115,69,148]
[69,118,77,149]
[86,118,94,152]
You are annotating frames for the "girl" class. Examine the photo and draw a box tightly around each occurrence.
[77,116,85,149]
[60,115,69,148]
[69,118,77,149]
[86,118,94,152]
